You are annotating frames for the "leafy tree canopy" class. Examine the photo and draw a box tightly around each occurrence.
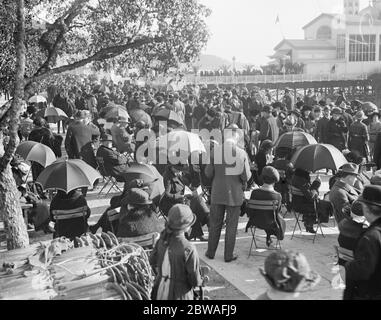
[0,0,211,93]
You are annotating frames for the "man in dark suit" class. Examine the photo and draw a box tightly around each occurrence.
[65,110,100,159]
[204,128,251,262]
[316,106,330,143]
[96,137,130,181]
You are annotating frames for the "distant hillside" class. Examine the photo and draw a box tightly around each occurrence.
[193,54,251,71]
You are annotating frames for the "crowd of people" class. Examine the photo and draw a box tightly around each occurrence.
[6,75,381,300]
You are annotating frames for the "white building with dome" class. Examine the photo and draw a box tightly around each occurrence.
[271,0,381,76]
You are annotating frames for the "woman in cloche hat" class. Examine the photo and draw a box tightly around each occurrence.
[116,188,164,239]
[150,204,203,300]
[257,250,320,300]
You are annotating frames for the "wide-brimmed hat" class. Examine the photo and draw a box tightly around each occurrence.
[331,107,343,115]
[301,105,312,113]
[122,188,152,206]
[339,163,359,176]
[167,204,196,231]
[354,111,367,121]
[100,134,113,142]
[259,250,321,293]
[357,185,381,208]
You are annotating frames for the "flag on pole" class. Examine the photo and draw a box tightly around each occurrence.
[275,14,280,24]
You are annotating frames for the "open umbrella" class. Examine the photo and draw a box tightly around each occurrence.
[99,104,129,119]
[121,163,162,183]
[16,141,56,167]
[104,107,130,120]
[153,109,183,126]
[28,95,47,104]
[44,106,68,123]
[274,131,317,150]
[121,163,165,205]
[291,144,348,172]
[153,130,206,164]
[36,159,102,193]
[129,108,153,128]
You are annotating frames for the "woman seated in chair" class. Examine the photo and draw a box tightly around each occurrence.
[245,166,285,247]
[90,177,163,234]
[160,163,209,242]
[290,168,321,234]
[117,188,164,238]
[50,189,91,241]
[271,147,294,212]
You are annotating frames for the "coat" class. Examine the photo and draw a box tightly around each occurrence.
[316,116,330,143]
[50,190,91,240]
[345,218,381,300]
[96,145,129,180]
[150,233,203,300]
[329,180,360,223]
[290,172,320,215]
[80,141,98,169]
[117,207,164,238]
[338,217,367,252]
[110,124,134,154]
[348,121,369,158]
[245,188,285,240]
[65,121,100,159]
[205,140,251,207]
[258,115,279,143]
[326,118,348,151]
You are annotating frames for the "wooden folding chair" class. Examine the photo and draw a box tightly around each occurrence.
[246,199,282,257]
[119,232,160,254]
[96,157,122,195]
[52,206,88,238]
[106,207,121,234]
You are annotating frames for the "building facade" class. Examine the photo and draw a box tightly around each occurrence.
[271,0,381,76]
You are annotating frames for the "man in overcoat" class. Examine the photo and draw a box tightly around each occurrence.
[204,128,251,262]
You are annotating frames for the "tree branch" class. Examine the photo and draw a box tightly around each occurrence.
[26,36,165,85]
[34,0,90,77]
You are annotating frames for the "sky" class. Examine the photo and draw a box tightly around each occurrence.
[199,0,370,65]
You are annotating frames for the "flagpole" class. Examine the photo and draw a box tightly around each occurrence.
[276,14,285,39]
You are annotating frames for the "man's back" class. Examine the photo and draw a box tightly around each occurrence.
[65,121,99,159]
[205,140,251,207]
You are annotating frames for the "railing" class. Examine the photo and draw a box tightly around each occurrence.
[182,73,369,85]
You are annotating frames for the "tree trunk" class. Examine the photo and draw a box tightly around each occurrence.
[0,165,29,249]
[0,0,29,250]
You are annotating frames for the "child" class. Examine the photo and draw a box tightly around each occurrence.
[257,250,320,300]
[150,204,203,300]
